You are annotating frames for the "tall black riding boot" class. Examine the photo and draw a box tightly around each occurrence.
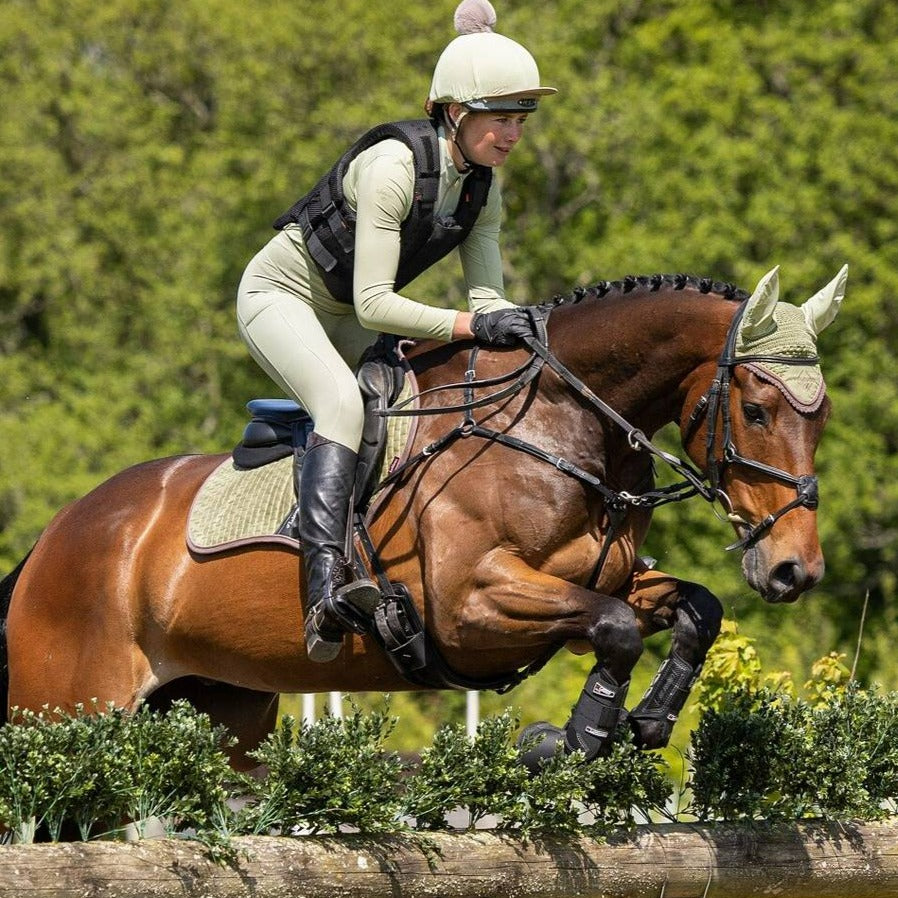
[299,433,381,662]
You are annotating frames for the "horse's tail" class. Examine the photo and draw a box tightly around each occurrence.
[0,550,31,726]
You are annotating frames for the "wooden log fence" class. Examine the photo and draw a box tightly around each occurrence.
[2,820,898,898]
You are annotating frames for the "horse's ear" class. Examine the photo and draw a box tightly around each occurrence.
[802,264,848,336]
[741,266,780,341]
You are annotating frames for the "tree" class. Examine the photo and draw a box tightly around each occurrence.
[1,0,897,686]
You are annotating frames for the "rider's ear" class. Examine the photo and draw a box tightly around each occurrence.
[446,103,465,131]
[801,264,848,337]
[741,266,780,342]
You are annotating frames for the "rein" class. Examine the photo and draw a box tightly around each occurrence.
[377,300,821,577]
[381,350,544,417]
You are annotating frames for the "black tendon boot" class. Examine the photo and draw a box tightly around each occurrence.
[299,434,381,662]
[518,665,629,772]
[628,655,700,749]
[563,665,630,762]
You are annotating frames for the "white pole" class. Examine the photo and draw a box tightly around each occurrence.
[465,690,480,738]
[302,693,316,725]
[328,691,343,719]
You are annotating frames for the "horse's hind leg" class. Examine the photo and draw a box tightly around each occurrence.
[625,568,723,749]
[5,548,155,717]
[6,626,153,718]
[146,678,279,771]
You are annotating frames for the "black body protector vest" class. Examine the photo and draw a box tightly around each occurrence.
[272,119,493,305]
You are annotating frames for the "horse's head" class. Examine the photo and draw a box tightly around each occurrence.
[685,265,847,603]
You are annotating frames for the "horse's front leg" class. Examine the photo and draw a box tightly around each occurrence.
[623,567,724,749]
[463,553,645,768]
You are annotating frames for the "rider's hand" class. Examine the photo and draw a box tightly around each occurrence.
[470,307,534,347]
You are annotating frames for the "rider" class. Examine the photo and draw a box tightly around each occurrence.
[236,0,556,662]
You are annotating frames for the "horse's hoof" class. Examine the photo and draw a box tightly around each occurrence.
[628,713,672,750]
[517,721,566,773]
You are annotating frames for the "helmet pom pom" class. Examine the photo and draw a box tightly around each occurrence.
[454,0,497,34]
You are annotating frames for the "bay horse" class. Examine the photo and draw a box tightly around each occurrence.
[0,265,846,768]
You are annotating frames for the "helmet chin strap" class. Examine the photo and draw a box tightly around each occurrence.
[445,108,476,172]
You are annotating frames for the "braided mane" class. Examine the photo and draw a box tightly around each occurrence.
[549,273,750,306]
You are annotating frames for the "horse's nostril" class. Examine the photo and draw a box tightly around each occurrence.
[768,560,813,602]
[773,561,800,588]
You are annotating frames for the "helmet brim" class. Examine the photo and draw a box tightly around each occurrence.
[462,88,557,112]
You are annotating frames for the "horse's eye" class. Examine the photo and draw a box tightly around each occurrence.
[742,402,768,426]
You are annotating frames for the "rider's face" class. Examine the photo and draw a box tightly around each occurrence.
[451,107,529,168]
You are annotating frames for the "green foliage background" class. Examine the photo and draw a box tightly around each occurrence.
[2,0,896,746]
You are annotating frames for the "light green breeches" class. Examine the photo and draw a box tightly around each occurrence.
[237,250,374,452]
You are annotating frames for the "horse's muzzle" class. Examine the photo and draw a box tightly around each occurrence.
[760,557,824,604]
[741,539,824,603]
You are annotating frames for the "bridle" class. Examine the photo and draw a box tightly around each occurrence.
[683,301,821,551]
[378,300,822,575]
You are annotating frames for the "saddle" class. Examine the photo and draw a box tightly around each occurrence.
[232,334,409,515]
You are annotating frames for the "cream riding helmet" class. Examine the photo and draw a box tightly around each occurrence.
[428,0,557,115]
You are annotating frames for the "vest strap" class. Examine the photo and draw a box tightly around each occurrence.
[299,207,339,273]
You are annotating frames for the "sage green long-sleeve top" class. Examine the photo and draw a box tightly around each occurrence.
[269,125,514,338]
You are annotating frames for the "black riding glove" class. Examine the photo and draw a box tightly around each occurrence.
[470,307,534,347]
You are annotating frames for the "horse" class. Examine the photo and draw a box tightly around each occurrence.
[0,265,847,768]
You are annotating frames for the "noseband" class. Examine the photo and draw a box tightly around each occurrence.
[685,302,821,551]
